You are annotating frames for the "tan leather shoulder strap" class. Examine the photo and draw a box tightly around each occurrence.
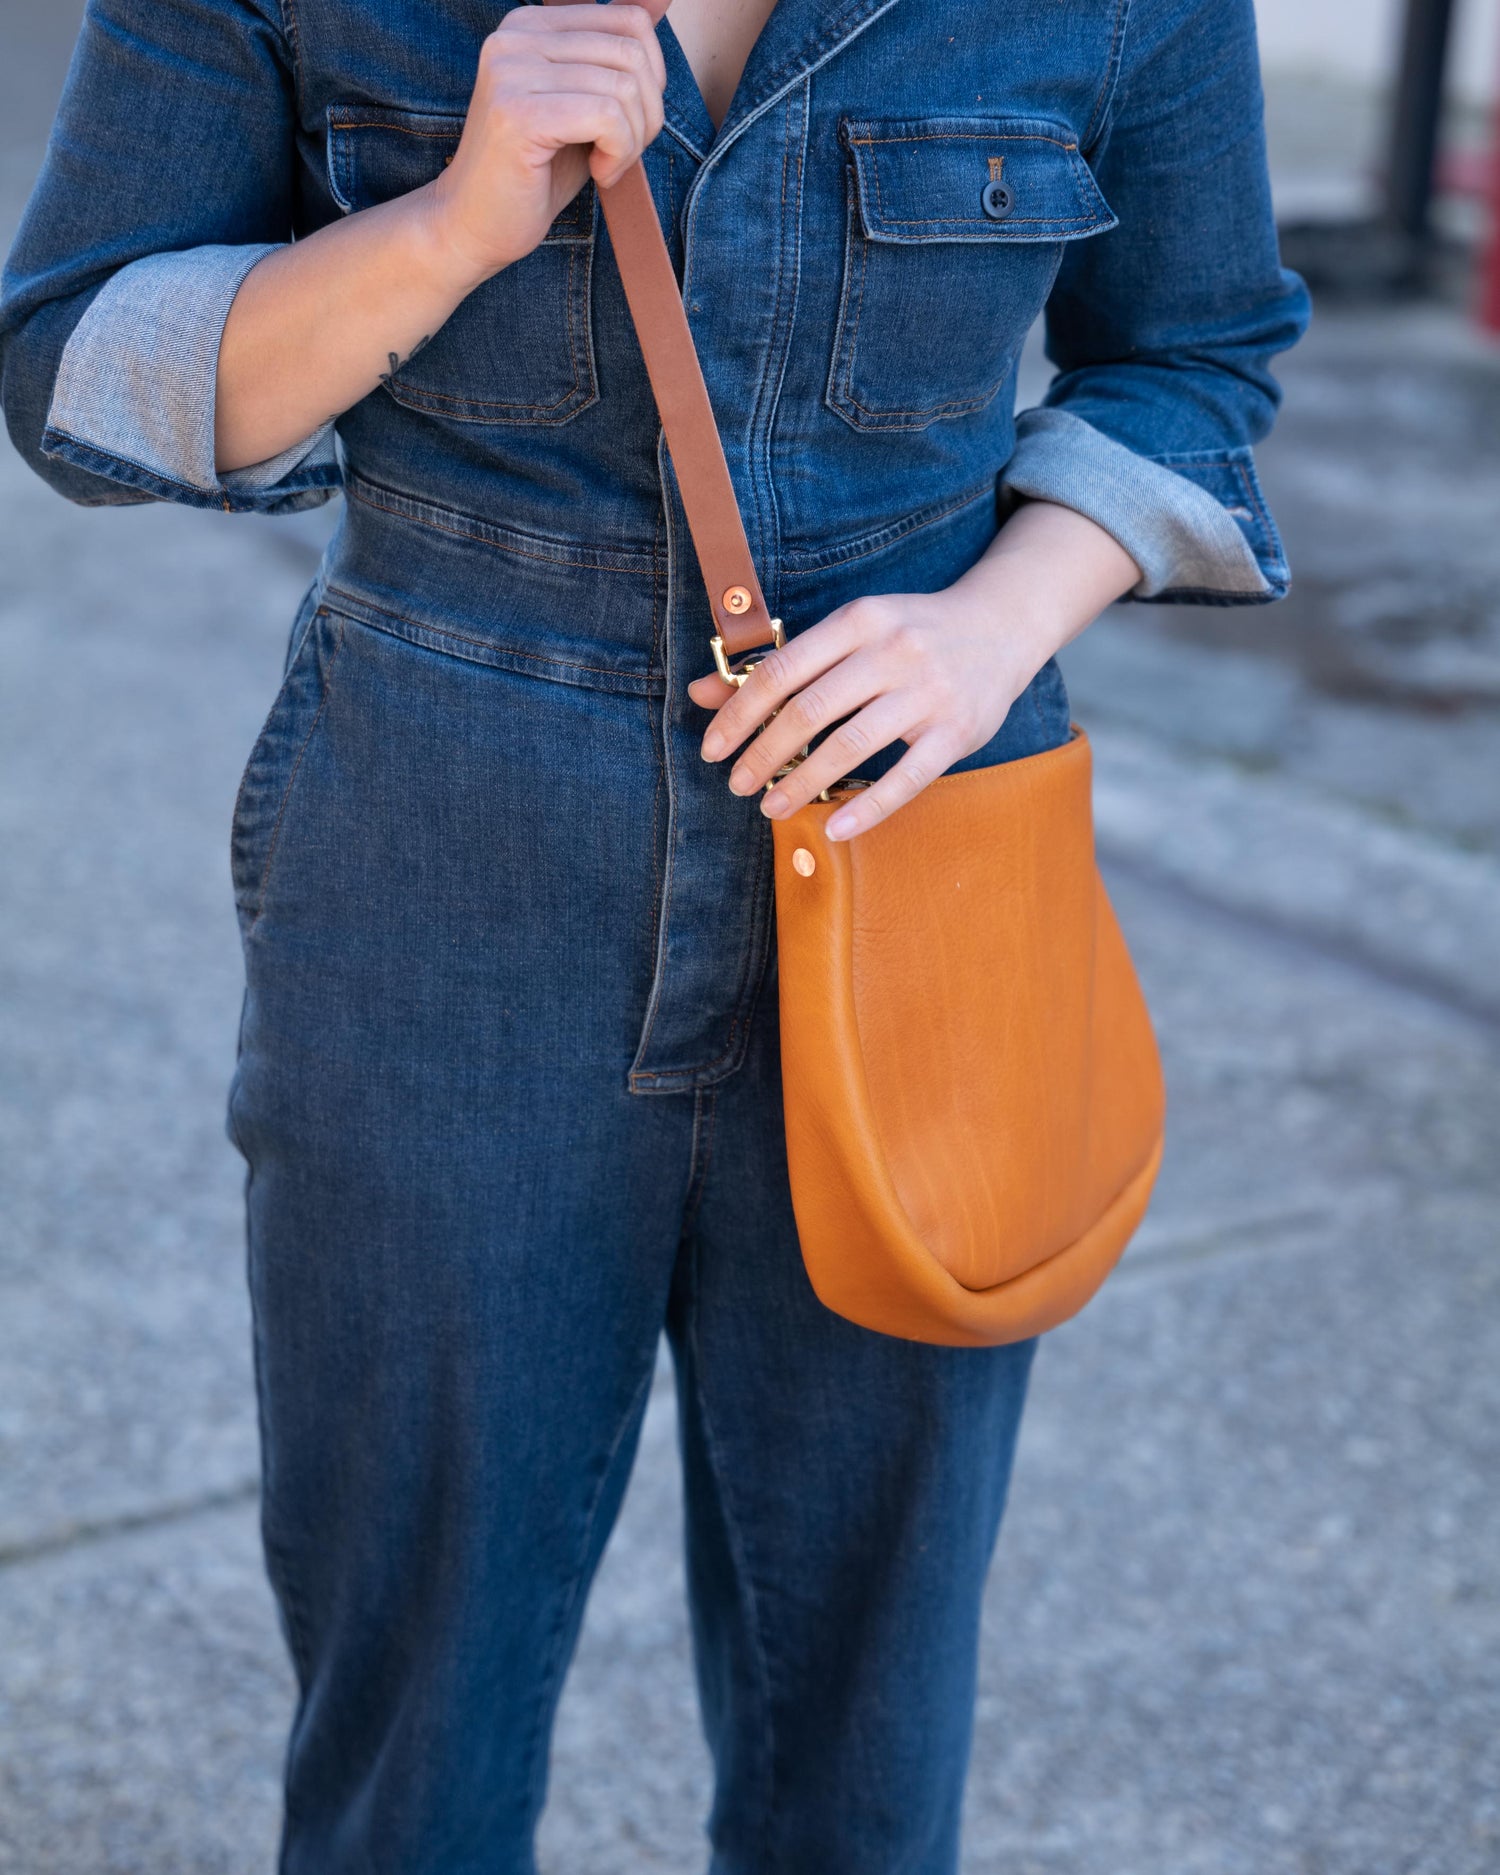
[541,0,776,660]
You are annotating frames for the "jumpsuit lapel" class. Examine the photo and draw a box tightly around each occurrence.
[658,0,908,159]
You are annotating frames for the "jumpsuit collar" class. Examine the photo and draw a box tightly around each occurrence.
[658,0,908,160]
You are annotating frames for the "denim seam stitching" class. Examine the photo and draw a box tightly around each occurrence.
[738,818,777,1028]
[837,219,1008,425]
[749,87,799,611]
[1141,451,1283,567]
[680,1087,720,1234]
[343,478,656,574]
[683,0,903,203]
[628,819,771,1089]
[629,428,684,1081]
[851,130,1080,147]
[242,1208,318,1713]
[1229,458,1278,553]
[865,213,1098,226]
[664,119,708,163]
[43,424,311,510]
[327,114,591,236]
[331,138,592,415]
[328,107,589,227]
[274,0,304,109]
[644,512,669,982]
[852,126,1104,231]
[321,585,659,689]
[731,0,901,128]
[246,613,347,935]
[759,82,808,619]
[782,479,993,570]
[1080,0,1132,153]
[629,1016,744,1090]
[824,162,862,419]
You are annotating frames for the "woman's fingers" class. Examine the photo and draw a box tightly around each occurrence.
[722,646,893,796]
[686,671,736,710]
[500,89,639,189]
[508,2,670,86]
[698,603,884,761]
[525,15,668,93]
[441,5,669,274]
[537,32,666,153]
[823,732,964,841]
[758,694,925,818]
[688,599,978,833]
[505,68,648,177]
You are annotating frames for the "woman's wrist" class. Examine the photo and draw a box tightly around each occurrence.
[397,180,511,305]
[952,498,1142,664]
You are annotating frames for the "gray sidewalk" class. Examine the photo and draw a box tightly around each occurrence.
[2,10,1498,1872]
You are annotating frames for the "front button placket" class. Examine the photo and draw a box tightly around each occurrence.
[627,85,810,1095]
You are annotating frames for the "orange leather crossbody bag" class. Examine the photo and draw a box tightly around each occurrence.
[590,100,1167,1347]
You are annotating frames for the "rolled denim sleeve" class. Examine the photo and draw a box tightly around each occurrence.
[1000,0,1311,605]
[43,244,338,512]
[0,0,340,515]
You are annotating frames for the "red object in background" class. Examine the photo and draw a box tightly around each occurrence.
[1484,59,1500,331]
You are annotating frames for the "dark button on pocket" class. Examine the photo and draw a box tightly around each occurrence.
[981,177,1015,220]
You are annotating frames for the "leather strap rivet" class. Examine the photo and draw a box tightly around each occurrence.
[792,848,817,877]
[722,585,753,615]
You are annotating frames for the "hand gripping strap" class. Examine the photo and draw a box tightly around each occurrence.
[542,0,777,660]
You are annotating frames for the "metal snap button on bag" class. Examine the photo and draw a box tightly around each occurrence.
[555,0,1167,1345]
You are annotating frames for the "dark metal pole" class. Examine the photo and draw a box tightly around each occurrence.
[1385,0,1458,243]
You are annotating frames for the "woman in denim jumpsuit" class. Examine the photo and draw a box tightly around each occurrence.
[0,0,1308,1867]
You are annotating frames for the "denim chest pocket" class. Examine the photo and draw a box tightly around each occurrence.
[327,105,598,425]
[827,115,1116,432]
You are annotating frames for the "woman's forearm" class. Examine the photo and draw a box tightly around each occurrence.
[214,190,484,473]
[213,2,671,473]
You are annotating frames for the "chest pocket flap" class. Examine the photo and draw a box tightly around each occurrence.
[826,115,1115,432]
[842,115,1117,244]
[326,104,596,425]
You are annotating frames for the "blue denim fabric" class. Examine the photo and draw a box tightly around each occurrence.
[46,245,340,504]
[0,4,1307,1870]
[225,589,1046,1873]
[0,0,1309,584]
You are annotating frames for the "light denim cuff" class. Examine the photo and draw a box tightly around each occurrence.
[998,407,1272,600]
[44,244,338,503]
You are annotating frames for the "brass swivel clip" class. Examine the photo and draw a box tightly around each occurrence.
[707,615,822,794]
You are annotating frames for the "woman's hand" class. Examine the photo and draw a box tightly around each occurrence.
[687,501,1142,840]
[425,2,671,288]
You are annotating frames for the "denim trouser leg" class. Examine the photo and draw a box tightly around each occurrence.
[671,980,1037,1875]
[228,604,1037,1874]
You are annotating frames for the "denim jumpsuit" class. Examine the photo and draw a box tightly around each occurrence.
[1,1,1308,1868]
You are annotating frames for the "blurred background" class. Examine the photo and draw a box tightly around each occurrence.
[1,3,1497,1871]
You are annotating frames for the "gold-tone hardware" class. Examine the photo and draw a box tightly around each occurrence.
[710,615,785,687]
[706,620,878,808]
[722,584,753,615]
[792,848,817,877]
